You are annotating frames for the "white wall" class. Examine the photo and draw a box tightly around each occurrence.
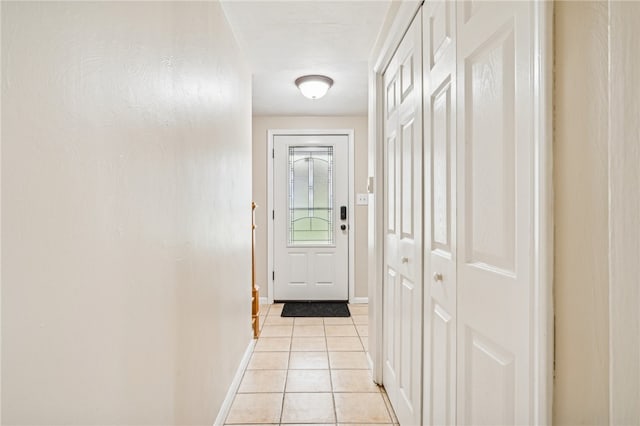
[1,2,252,424]
[252,115,368,300]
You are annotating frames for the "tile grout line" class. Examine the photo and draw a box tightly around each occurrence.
[263,303,289,425]
[278,309,295,424]
[324,315,338,425]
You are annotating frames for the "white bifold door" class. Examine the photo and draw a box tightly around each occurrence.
[422,0,539,424]
[423,1,458,424]
[382,12,423,426]
[455,1,537,423]
[273,134,349,301]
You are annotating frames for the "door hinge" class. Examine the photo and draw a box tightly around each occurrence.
[272,149,274,158]
[272,210,275,220]
[272,271,275,281]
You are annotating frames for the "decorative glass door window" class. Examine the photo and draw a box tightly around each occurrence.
[288,146,334,245]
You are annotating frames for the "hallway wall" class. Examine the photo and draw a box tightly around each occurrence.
[1,2,252,424]
[252,116,368,300]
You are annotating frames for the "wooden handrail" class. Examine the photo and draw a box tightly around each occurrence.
[251,202,260,338]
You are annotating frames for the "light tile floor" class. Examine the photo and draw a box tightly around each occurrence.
[225,303,399,425]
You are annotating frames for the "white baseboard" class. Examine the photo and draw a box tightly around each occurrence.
[213,338,255,426]
[259,296,268,306]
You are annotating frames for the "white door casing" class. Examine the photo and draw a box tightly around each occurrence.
[271,133,351,301]
[382,12,423,426]
[368,0,424,387]
[456,1,540,423]
[609,2,640,423]
[423,1,457,424]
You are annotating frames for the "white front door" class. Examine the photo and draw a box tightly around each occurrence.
[273,134,349,301]
[457,1,536,423]
[382,12,423,426]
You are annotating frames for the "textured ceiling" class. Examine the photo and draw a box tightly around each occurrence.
[221,1,392,116]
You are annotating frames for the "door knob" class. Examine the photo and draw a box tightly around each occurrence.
[340,224,347,230]
[433,272,443,282]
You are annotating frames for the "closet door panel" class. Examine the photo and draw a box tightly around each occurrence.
[383,12,424,426]
[423,1,457,425]
[457,2,535,424]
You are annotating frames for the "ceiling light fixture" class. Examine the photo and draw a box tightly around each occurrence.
[295,75,334,100]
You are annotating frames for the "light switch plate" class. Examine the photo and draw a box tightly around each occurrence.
[356,193,369,205]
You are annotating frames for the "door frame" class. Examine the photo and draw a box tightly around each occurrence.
[608,2,640,421]
[367,0,424,384]
[368,1,553,423]
[267,129,356,304]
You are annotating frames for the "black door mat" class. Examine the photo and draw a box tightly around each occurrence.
[281,301,350,317]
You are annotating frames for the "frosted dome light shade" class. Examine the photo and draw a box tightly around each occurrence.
[295,75,333,99]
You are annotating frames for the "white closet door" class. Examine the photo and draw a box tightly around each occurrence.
[382,12,423,426]
[456,1,535,424]
[423,1,457,424]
